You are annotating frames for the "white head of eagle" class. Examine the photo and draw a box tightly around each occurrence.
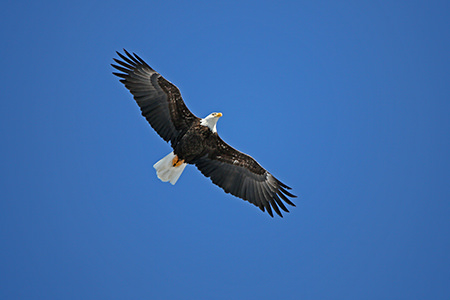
[200,112,222,133]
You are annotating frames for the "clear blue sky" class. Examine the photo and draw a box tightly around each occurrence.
[1,1,449,299]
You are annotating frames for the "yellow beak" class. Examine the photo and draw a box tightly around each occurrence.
[216,112,223,117]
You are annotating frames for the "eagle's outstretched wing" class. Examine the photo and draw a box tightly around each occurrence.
[195,137,296,217]
[112,50,199,144]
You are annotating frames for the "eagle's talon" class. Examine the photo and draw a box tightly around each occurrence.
[172,155,184,167]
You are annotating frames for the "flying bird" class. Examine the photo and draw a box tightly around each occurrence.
[112,50,296,217]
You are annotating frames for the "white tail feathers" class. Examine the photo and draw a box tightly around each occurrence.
[153,152,187,185]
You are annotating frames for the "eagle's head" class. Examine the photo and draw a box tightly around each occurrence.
[200,112,222,133]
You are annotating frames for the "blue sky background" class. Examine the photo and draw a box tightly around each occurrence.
[1,1,449,299]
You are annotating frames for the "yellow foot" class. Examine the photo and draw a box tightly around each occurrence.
[172,155,185,167]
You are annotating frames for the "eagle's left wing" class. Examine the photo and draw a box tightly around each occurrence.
[112,50,199,145]
[195,137,296,217]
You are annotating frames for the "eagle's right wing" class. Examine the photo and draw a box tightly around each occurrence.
[195,137,296,217]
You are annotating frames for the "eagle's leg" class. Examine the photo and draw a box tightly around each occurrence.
[172,155,185,167]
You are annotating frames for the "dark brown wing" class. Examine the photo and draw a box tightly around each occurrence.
[195,137,296,217]
[112,50,199,144]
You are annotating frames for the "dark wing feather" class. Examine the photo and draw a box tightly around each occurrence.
[112,49,199,144]
[195,137,296,217]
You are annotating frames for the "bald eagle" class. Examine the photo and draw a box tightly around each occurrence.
[112,50,296,217]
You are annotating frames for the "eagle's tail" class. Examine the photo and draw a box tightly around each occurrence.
[153,152,187,185]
